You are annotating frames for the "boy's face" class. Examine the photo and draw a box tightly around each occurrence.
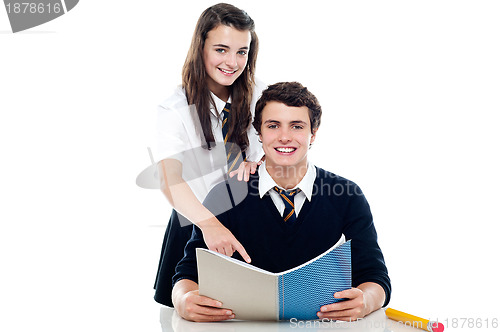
[259,101,316,171]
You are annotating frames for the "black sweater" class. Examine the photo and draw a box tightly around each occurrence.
[173,167,391,306]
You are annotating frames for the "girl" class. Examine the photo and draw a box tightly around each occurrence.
[153,3,265,307]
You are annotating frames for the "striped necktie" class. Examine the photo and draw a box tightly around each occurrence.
[273,187,300,223]
[222,102,243,172]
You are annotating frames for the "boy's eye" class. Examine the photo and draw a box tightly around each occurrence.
[267,124,278,129]
[292,125,304,130]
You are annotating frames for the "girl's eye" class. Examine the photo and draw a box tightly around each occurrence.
[215,48,226,53]
[237,50,248,56]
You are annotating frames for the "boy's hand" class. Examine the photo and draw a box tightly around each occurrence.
[316,282,385,321]
[316,288,367,321]
[177,289,235,322]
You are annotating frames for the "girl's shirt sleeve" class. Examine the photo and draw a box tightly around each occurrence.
[156,91,190,165]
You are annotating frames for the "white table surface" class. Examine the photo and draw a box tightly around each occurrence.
[159,307,426,332]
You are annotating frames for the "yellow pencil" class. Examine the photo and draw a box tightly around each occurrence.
[385,308,444,332]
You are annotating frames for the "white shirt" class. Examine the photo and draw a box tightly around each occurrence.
[258,161,317,218]
[155,80,266,202]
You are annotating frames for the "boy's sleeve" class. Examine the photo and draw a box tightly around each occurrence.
[172,225,206,287]
[342,183,392,307]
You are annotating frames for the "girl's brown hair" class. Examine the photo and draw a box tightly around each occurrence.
[182,3,258,151]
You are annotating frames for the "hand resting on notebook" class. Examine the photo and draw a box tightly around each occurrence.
[316,282,385,321]
[173,279,235,322]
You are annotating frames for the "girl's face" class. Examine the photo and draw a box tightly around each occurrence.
[203,24,251,98]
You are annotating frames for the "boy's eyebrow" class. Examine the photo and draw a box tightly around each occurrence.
[263,119,308,125]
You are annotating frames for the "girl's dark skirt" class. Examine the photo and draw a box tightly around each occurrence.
[153,210,193,307]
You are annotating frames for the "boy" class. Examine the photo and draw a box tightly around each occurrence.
[172,82,391,322]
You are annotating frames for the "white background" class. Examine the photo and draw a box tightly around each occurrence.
[1,1,499,331]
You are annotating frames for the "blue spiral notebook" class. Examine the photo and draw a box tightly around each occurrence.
[197,235,351,321]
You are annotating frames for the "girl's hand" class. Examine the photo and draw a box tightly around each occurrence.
[229,158,264,182]
[199,218,251,263]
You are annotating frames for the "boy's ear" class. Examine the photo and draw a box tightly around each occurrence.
[310,128,318,144]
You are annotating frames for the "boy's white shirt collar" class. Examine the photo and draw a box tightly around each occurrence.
[258,160,316,201]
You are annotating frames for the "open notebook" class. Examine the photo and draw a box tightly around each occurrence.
[197,235,351,320]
